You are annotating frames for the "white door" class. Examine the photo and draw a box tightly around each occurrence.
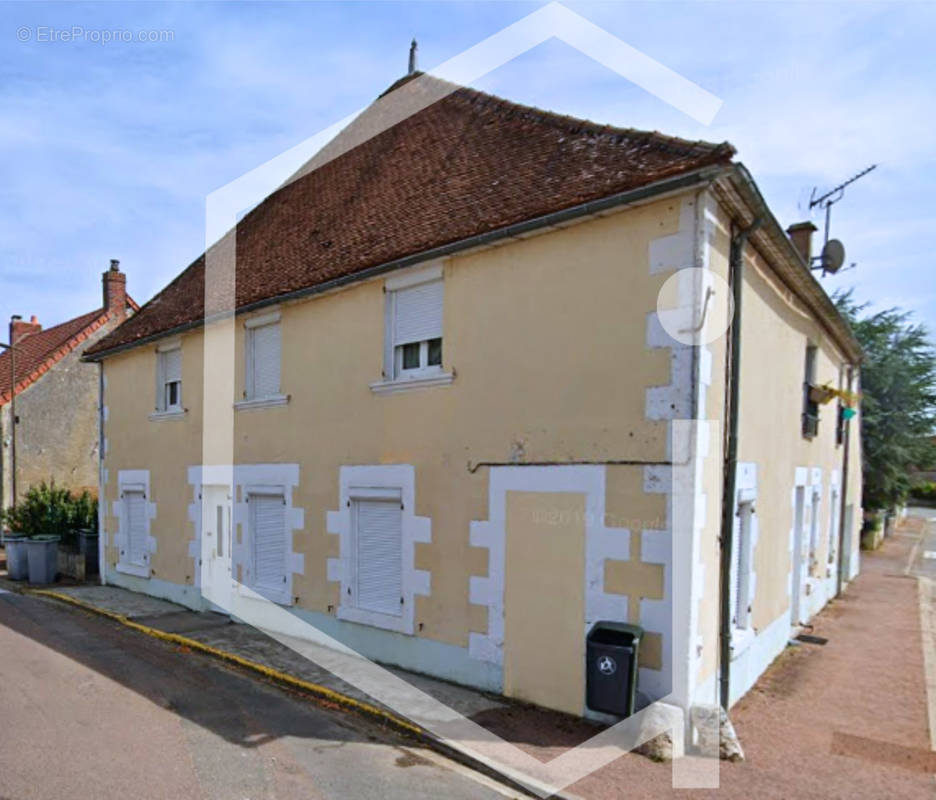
[201,485,233,612]
[791,486,807,626]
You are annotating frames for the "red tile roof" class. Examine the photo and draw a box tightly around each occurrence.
[86,75,735,358]
[0,306,130,405]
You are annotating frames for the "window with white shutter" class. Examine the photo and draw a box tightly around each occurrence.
[248,492,287,597]
[246,320,282,400]
[389,278,443,379]
[731,500,754,630]
[156,346,182,412]
[352,497,403,617]
[124,489,147,567]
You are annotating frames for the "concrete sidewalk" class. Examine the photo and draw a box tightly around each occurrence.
[4,517,936,798]
[29,583,514,726]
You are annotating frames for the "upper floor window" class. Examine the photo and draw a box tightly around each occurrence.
[155,344,182,413]
[245,313,282,401]
[385,266,444,382]
[802,344,819,439]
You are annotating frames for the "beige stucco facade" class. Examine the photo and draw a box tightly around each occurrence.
[692,200,863,706]
[97,182,861,716]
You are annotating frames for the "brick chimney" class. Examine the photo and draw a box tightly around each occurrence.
[10,315,41,344]
[787,222,817,265]
[103,259,127,319]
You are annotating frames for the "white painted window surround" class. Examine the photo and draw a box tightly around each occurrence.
[371,264,453,395]
[730,463,758,657]
[236,311,289,410]
[113,470,157,578]
[326,465,431,635]
[187,464,304,604]
[151,341,184,421]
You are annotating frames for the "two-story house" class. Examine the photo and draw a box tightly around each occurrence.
[83,74,861,717]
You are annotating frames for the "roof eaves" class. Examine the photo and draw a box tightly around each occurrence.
[715,163,862,362]
[83,163,731,363]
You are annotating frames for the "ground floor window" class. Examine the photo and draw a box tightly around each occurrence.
[247,490,288,602]
[351,493,403,617]
[115,470,154,578]
[732,497,755,630]
[327,464,431,635]
[123,488,147,568]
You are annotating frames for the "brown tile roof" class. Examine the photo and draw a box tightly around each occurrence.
[0,305,133,405]
[86,75,735,358]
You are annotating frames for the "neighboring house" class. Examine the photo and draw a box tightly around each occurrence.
[83,74,862,718]
[0,262,136,508]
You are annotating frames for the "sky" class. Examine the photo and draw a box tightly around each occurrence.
[1,1,935,341]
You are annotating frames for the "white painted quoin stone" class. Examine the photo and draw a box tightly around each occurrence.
[187,463,304,605]
[468,464,673,702]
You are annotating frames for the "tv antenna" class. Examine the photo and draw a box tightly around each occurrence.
[808,164,876,275]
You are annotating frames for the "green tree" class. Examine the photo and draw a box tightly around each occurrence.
[835,291,936,510]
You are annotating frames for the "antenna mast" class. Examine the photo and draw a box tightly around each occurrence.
[809,164,877,252]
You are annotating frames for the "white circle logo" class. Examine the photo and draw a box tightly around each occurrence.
[655,267,733,346]
[597,655,617,676]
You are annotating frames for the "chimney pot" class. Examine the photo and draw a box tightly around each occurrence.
[787,221,817,265]
[103,259,127,320]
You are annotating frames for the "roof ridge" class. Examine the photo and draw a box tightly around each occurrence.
[378,72,734,158]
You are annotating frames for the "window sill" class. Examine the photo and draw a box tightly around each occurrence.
[337,604,414,634]
[234,394,290,411]
[149,409,186,422]
[116,561,150,579]
[369,372,454,396]
[729,626,756,659]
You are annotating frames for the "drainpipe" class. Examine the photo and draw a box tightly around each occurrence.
[7,315,21,506]
[718,217,761,711]
[0,340,10,512]
[835,365,854,595]
[97,364,107,585]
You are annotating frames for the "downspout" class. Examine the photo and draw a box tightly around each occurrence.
[97,363,107,584]
[835,365,854,595]
[9,321,17,505]
[718,216,762,710]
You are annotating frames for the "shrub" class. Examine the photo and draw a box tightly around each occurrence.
[1,481,98,545]
[910,482,936,503]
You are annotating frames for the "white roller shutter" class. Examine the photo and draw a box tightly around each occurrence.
[125,490,147,566]
[251,493,286,592]
[250,323,281,399]
[393,280,443,346]
[163,348,181,385]
[354,499,403,617]
[732,502,752,627]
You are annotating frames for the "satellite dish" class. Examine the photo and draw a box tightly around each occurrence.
[821,239,846,274]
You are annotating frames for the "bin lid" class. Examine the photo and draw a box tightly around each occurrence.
[29,535,61,542]
[588,621,644,642]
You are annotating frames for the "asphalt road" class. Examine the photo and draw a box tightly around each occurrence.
[0,589,512,800]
